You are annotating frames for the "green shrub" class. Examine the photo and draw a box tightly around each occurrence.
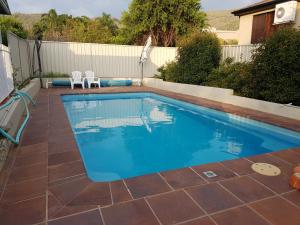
[41,72,69,78]
[205,58,252,96]
[156,61,178,81]
[162,32,221,84]
[249,28,300,105]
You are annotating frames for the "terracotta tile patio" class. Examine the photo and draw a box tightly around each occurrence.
[0,86,299,225]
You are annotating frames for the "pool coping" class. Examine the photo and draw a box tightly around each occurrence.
[0,86,299,225]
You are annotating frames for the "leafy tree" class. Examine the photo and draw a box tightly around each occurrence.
[96,13,119,36]
[119,0,206,46]
[0,16,28,45]
[32,9,119,44]
[33,9,71,40]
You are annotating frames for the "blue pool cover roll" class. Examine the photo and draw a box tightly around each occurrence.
[101,80,132,87]
[52,80,71,86]
[52,79,132,87]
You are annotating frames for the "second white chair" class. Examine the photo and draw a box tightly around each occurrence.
[85,71,101,89]
[70,71,85,89]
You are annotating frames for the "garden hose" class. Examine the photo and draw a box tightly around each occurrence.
[0,90,36,145]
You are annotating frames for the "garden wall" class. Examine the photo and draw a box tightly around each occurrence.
[143,78,300,120]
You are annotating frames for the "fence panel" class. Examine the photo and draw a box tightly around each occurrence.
[7,32,32,85]
[0,44,14,103]
[37,41,178,78]
[221,45,257,62]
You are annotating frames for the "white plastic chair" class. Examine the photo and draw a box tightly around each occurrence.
[70,71,85,89]
[85,71,101,88]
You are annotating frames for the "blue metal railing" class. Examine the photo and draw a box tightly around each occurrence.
[0,90,35,144]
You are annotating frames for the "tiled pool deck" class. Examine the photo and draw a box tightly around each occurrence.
[0,86,299,225]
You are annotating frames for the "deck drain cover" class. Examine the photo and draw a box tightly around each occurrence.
[203,171,217,178]
[251,163,281,176]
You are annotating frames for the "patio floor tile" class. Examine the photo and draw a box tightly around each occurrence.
[7,163,47,185]
[17,142,48,157]
[250,196,300,225]
[48,136,77,152]
[271,150,300,165]
[147,190,204,224]
[291,148,300,154]
[124,174,171,199]
[1,177,47,205]
[192,163,236,182]
[179,217,216,225]
[69,183,112,206]
[21,133,48,146]
[25,118,49,129]
[212,206,270,225]
[221,158,254,175]
[160,168,207,189]
[220,176,274,203]
[48,192,64,218]
[48,141,78,155]
[250,172,292,194]
[186,183,242,213]
[48,160,86,183]
[49,176,91,205]
[48,151,81,166]
[14,151,47,168]
[110,180,132,204]
[281,191,300,207]
[101,199,159,225]
[50,120,71,131]
[0,196,46,225]
[48,209,103,225]
[53,205,97,219]
[49,127,73,137]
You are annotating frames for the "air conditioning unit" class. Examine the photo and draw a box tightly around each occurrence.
[274,1,298,25]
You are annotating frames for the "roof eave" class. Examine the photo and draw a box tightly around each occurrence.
[232,0,297,17]
[0,0,11,15]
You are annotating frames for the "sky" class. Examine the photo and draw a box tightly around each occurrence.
[9,0,260,18]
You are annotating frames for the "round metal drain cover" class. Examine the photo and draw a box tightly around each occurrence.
[251,163,281,176]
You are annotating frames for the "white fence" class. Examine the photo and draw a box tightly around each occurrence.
[0,44,14,103]
[7,32,34,85]
[31,41,177,78]
[222,45,257,62]
[26,41,255,78]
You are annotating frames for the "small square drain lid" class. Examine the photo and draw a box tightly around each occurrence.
[251,163,281,176]
[203,171,217,178]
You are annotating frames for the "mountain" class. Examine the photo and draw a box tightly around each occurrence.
[13,13,42,30]
[12,10,240,32]
[206,10,239,31]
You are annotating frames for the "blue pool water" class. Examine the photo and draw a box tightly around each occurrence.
[62,93,300,182]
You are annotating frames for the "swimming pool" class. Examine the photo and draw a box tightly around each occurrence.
[62,93,300,182]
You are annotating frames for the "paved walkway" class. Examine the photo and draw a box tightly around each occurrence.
[0,87,299,225]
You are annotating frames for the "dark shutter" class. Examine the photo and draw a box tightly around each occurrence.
[251,13,267,44]
[265,12,276,38]
[251,11,276,44]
